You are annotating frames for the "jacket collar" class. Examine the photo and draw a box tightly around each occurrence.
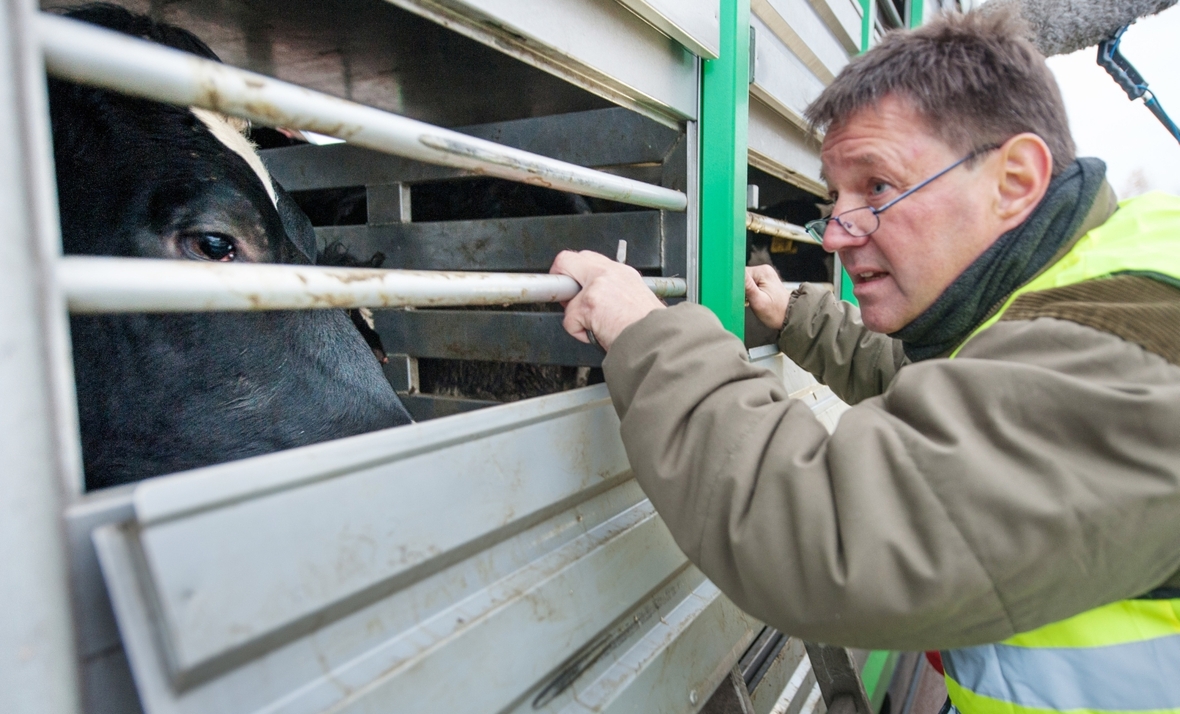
[891,157,1115,362]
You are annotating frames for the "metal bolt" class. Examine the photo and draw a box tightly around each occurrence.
[689,690,698,705]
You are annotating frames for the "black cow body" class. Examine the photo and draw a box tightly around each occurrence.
[53,5,412,490]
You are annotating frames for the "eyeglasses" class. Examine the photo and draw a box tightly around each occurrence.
[804,144,1000,245]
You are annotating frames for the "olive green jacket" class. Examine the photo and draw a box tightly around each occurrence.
[601,283,1180,651]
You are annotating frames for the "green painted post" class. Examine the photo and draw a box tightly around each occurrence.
[859,0,875,53]
[699,0,751,336]
[908,0,925,28]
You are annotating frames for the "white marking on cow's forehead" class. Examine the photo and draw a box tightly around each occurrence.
[190,108,277,208]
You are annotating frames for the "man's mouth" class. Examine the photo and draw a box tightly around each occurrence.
[850,270,889,284]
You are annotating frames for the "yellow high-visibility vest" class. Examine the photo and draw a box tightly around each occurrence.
[944,191,1180,714]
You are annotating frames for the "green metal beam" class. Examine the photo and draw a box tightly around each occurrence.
[699,0,750,335]
[860,0,876,53]
[909,0,925,28]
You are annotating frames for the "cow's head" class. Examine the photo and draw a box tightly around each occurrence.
[51,5,412,490]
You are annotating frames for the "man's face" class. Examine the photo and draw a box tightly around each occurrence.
[820,95,1004,333]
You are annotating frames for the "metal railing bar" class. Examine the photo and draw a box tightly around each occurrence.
[746,212,820,245]
[37,14,688,213]
[59,257,687,314]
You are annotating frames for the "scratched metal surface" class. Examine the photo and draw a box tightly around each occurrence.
[84,349,846,714]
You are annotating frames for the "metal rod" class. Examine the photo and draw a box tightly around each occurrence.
[59,257,687,314]
[37,14,688,213]
[746,212,821,245]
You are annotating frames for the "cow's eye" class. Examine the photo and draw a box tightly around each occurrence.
[183,233,237,261]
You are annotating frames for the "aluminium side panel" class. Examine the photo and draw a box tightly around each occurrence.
[384,0,702,124]
[0,0,83,711]
[749,14,828,132]
[91,349,847,714]
[747,0,863,196]
[803,0,862,54]
[747,98,825,197]
[613,0,720,59]
[752,0,849,83]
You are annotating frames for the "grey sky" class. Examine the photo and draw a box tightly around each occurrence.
[1045,5,1180,196]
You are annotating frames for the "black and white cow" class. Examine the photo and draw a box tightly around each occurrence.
[51,5,412,490]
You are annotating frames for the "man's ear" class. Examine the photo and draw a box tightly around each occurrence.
[995,133,1053,227]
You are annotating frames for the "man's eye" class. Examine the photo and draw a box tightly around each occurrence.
[183,233,237,262]
[870,182,891,196]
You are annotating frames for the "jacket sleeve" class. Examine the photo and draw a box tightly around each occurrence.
[603,303,1180,651]
[778,284,907,404]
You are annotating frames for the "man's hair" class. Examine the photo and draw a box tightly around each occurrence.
[805,8,1075,176]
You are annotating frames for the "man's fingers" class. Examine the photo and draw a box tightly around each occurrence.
[561,293,592,343]
[550,249,616,285]
[747,264,781,288]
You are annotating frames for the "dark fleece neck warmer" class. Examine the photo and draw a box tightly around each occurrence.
[892,157,1108,362]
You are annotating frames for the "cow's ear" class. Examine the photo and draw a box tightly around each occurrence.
[274,183,318,265]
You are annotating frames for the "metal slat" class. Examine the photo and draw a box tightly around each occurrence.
[38,14,687,213]
[385,0,700,124]
[748,98,825,196]
[59,257,686,314]
[0,0,83,710]
[613,0,722,59]
[317,211,663,272]
[374,310,606,366]
[261,107,681,192]
[750,15,828,133]
[83,351,844,713]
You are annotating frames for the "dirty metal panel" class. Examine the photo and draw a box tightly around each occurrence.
[749,16,828,132]
[804,0,862,54]
[264,144,464,192]
[260,107,681,192]
[398,392,499,420]
[95,476,700,713]
[558,582,761,713]
[386,0,699,123]
[747,98,825,198]
[752,0,850,83]
[749,636,811,714]
[466,107,681,169]
[614,0,720,59]
[88,357,842,714]
[373,309,606,366]
[315,211,662,272]
[125,391,630,683]
[44,0,616,130]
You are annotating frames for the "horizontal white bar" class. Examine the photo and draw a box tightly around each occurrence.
[746,211,821,245]
[59,257,686,313]
[38,14,688,213]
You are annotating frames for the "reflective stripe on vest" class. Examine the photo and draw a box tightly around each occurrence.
[943,600,1180,714]
[942,191,1180,714]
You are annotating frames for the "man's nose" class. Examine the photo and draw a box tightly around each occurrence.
[818,214,870,253]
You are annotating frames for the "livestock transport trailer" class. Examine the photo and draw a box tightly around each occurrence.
[1,0,958,712]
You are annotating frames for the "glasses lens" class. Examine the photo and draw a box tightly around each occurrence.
[805,219,828,244]
[835,206,879,237]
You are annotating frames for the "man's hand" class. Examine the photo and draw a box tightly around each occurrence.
[550,250,665,351]
[746,264,791,330]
